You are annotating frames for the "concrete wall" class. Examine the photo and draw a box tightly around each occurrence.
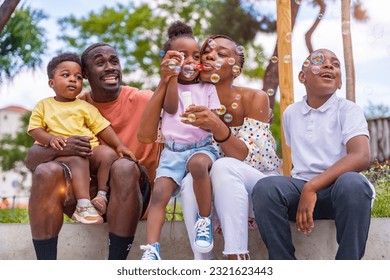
[1,219,389,260]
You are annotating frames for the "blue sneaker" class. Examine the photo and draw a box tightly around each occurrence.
[193,213,213,253]
[140,242,161,260]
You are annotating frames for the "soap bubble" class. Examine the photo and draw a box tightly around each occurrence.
[224,113,233,123]
[208,39,217,49]
[188,113,196,122]
[228,57,236,65]
[210,73,220,83]
[232,65,240,74]
[311,51,324,65]
[311,65,320,75]
[216,105,226,115]
[271,56,278,63]
[168,60,176,69]
[267,89,275,96]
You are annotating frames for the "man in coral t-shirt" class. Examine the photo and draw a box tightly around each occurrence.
[25,43,161,260]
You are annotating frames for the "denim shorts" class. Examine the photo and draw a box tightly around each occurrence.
[156,136,219,197]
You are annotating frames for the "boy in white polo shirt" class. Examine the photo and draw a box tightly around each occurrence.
[252,49,375,260]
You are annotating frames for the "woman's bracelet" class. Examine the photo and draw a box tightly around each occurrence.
[213,126,231,143]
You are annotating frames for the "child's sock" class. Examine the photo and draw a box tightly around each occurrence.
[77,198,91,207]
[108,232,134,260]
[97,190,107,198]
[32,236,58,260]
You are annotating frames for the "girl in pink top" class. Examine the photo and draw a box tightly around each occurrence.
[140,21,220,260]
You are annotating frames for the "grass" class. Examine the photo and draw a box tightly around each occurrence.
[1,162,389,223]
[0,201,184,223]
[0,208,74,223]
[362,160,390,218]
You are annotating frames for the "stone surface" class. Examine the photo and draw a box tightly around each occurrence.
[0,219,389,260]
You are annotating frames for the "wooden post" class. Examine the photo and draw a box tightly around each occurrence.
[276,0,294,176]
[341,0,355,102]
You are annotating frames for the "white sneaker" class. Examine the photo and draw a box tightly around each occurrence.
[140,243,161,260]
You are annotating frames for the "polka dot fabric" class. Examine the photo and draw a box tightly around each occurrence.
[212,117,280,172]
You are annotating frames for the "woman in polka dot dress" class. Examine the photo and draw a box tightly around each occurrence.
[138,35,280,260]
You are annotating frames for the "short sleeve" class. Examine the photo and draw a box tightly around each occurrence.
[27,100,46,133]
[207,83,221,110]
[339,101,369,144]
[83,102,110,134]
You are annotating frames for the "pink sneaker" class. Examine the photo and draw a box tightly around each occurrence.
[72,205,103,224]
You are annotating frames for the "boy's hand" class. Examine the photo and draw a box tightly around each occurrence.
[49,136,67,150]
[296,183,317,234]
[116,144,137,162]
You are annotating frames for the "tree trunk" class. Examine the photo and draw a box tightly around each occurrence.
[304,0,326,53]
[264,0,300,109]
[0,0,20,33]
[341,0,356,102]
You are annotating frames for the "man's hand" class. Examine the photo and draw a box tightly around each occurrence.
[116,144,137,162]
[62,136,93,158]
[296,183,317,234]
[25,135,93,170]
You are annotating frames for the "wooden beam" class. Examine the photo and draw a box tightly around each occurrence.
[341,0,355,102]
[276,0,294,176]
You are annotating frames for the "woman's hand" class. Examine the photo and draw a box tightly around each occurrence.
[180,105,222,133]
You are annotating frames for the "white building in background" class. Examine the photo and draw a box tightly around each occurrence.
[0,105,31,208]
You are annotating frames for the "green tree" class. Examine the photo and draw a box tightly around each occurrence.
[0,112,33,171]
[57,0,217,88]
[0,4,48,83]
[56,0,282,154]
[57,0,272,89]
[270,101,282,158]
[207,0,277,80]
[0,112,33,198]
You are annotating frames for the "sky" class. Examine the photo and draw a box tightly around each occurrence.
[0,0,389,112]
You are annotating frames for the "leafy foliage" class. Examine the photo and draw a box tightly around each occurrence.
[270,101,282,158]
[0,4,47,83]
[363,161,390,218]
[0,112,34,171]
[165,200,184,221]
[58,1,209,88]
[56,0,271,89]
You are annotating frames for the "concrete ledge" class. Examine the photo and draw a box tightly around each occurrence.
[0,219,389,260]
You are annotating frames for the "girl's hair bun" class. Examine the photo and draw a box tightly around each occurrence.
[167,21,193,39]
